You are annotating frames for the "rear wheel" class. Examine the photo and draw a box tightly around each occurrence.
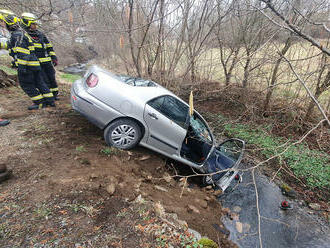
[104,119,142,150]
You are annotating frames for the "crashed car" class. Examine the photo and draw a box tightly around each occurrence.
[71,65,245,191]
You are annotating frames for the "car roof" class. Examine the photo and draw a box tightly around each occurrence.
[90,65,181,104]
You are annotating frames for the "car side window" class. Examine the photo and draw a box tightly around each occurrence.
[148,96,164,111]
[148,96,188,128]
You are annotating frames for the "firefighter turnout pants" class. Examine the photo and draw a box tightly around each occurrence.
[18,70,54,105]
[41,63,58,97]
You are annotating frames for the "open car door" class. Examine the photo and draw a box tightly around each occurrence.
[204,138,245,191]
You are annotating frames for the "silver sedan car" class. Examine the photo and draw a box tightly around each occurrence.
[71,65,245,191]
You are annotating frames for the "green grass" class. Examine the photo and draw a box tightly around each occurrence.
[99,147,120,156]
[75,145,86,152]
[60,73,81,83]
[210,113,330,189]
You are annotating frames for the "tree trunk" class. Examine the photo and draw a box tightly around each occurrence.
[305,70,330,120]
[128,0,140,76]
[305,88,322,120]
[226,48,240,86]
[242,52,250,88]
[263,38,292,112]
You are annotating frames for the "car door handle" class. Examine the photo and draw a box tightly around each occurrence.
[148,112,158,120]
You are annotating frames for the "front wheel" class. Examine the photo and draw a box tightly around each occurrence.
[104,119,142,150]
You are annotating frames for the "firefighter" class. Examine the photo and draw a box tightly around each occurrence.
[20,12,59,100]
[0,10,55,110]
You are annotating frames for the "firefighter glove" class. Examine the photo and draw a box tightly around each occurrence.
[52,59,58,67]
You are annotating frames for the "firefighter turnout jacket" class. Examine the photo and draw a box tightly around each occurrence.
[0,29,40,71]
[27,29,57,64]
[0,29,54,105]
[27,29,59,96]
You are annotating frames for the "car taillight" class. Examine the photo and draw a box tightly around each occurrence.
[86,73,99,88]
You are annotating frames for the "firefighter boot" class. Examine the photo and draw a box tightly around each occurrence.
[53,91,60,101]
[0,119,10,126]
[28,103,44,110]
[44,101,56,108]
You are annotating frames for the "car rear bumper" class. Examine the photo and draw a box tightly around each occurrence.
[71,79,124,129]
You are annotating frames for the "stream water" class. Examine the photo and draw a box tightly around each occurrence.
[218,166,330,248]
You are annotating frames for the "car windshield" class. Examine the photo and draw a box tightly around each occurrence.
[116,75,156,87]
[189,114,212,144]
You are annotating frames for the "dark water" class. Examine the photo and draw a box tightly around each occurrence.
[61,63,87,76]
[219,167,330,248]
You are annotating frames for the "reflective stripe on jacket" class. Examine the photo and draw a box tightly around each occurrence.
[27,30,57,64]
[6,30,41,71]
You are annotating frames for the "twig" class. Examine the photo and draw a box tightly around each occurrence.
[260,216,291,228]
[252,168,263,248]
[179,177,187,198]
[282,56,330,126]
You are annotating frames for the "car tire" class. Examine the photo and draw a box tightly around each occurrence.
[104,119,142,150]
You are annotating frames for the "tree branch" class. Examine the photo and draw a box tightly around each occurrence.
[260,0,330,56]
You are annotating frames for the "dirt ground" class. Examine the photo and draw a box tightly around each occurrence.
[0,82,236,247]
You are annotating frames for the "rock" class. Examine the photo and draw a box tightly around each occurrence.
[139,155,150,161]
[205,185,213,190]
[201,200,208,209]
[188,228,202,240]
[280,183,297,198]
[178,181,186,187]
[167,212,178,221]
[154,185,168,192]
[109,176,118,185]
[154,202,165,217]
[134,182,141,191]
[236,222,243,233]
[165,205,182,213]
[214,189,223,197]
[141,192,149,198]
[222,207,231,215]
[194,198,208,209]
[163,173,173,183]
[176,219,188,229]
[309,203,321,211]
[243,223,251,232]
[89,173,98,180]
[230,212,239,221]
[204,196,211,201]
[134,194,144,203]
[105,183,116,195]
[186,205,200,214]
[233,206,242,213]
[79,158,90,165]
[212,223,230,235]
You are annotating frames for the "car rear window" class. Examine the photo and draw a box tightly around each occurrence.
[116,75,157,87]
